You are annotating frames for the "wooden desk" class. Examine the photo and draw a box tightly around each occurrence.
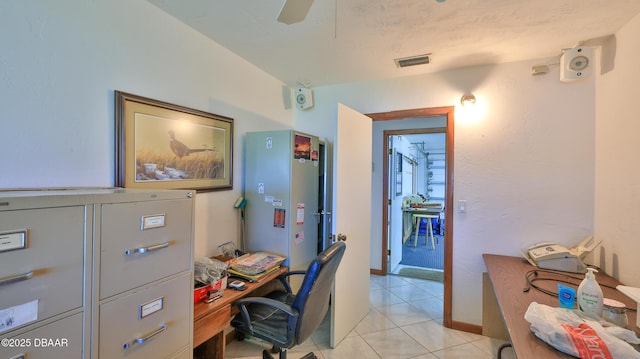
[483,254,639,359]
[193,266,287,359]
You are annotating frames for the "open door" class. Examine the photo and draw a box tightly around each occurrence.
[330,103,372,347]
[388,144,403,271]
[317,141,332,253]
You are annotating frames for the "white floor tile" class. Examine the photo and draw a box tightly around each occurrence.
[414,280,444,297]
[407,297,444,320]
[354,307,398,335]
[389,284,435,302]
[318,335,382,359]
[370,288,406,307]
[401,320,471,352]
[376,302,434,326]
[370,274,412,289]
[432,342,494,359]
[361,327,429,359]
[225,274,491,359]
[470,337,515,359]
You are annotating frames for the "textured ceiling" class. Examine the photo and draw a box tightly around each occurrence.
[148,0,640,87]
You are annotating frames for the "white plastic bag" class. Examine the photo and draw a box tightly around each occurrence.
[524,302,640,359]
[194,257,227,285]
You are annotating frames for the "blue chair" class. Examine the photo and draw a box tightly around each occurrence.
[231,242,346,359]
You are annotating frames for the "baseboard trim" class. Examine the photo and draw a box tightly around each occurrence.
[451,320,483,335]
[370,268,384,276]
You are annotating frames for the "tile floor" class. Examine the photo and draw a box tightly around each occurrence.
[225,274,515,359]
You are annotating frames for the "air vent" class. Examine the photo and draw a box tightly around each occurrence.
[395,54,431,68]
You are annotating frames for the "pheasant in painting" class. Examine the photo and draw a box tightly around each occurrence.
[168,130,213,159]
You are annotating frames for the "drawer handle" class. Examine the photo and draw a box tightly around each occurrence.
[0,271,33,287]
[9,354,25,359]
[124,241,169,256]
[123,324,167,349]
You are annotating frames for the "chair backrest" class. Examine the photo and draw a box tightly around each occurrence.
[292,241,346,344]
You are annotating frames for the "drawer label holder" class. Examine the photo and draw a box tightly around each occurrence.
[0,229,27,253]
[140,297,164,319]
[141,214,166,230]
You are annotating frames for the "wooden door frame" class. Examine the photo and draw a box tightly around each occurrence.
[367,106,455,329]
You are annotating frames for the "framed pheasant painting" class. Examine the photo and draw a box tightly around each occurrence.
[115,91,233,192]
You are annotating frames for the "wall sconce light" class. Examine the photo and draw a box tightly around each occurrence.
[460,94,476,107]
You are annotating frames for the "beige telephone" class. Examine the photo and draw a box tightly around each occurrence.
[522,236,601,273]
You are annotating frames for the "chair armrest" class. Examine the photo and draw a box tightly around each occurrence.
[277,270,306,293]
[235,296,297,316]
[280,270,306,278]
[234,296,299,334]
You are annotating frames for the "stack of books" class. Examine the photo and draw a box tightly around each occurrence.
[228,252,285,282]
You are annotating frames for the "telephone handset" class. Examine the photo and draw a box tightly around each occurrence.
[522,236,601,273]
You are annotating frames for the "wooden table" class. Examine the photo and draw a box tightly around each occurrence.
[483,254,639,359]
[193,266,287,359]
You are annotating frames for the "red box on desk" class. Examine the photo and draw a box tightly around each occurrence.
[193,279,224,303]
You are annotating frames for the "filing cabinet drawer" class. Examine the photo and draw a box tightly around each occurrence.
[0,206,85,330]
[100,199,192,299]
[98,273,191,359]
[0,312,83,359]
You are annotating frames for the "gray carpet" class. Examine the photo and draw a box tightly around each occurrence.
[400,234,444,270]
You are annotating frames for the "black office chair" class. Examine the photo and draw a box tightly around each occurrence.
[231,241,346,359]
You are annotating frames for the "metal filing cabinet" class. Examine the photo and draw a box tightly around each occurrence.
[93,192,194,359]
[0,193,90,359]
[0,189,194,359]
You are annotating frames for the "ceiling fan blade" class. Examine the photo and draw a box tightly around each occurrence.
[277,0,314,25]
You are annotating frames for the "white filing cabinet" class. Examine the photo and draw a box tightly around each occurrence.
[0,189,194,359]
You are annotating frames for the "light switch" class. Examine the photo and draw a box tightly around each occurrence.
[458,200,467,213]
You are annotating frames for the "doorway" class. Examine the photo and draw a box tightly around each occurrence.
[368,106,454,329]
[387,131,446,277]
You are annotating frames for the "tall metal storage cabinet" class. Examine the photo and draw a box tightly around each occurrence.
[244,130,319,274]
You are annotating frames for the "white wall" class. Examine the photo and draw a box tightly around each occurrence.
[0,0,294,258]
[595,12,640,287]
[2,0,621,329]
[296,60,596,325]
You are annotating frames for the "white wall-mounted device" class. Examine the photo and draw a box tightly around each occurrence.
[560,46,594,82]
[295,87,314,110]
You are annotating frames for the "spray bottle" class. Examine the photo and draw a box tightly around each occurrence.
[577,267,603,319]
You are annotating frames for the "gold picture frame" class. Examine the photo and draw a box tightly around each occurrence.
[115,91,233,192]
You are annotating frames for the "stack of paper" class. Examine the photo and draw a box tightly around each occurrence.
[228,252,285,281]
